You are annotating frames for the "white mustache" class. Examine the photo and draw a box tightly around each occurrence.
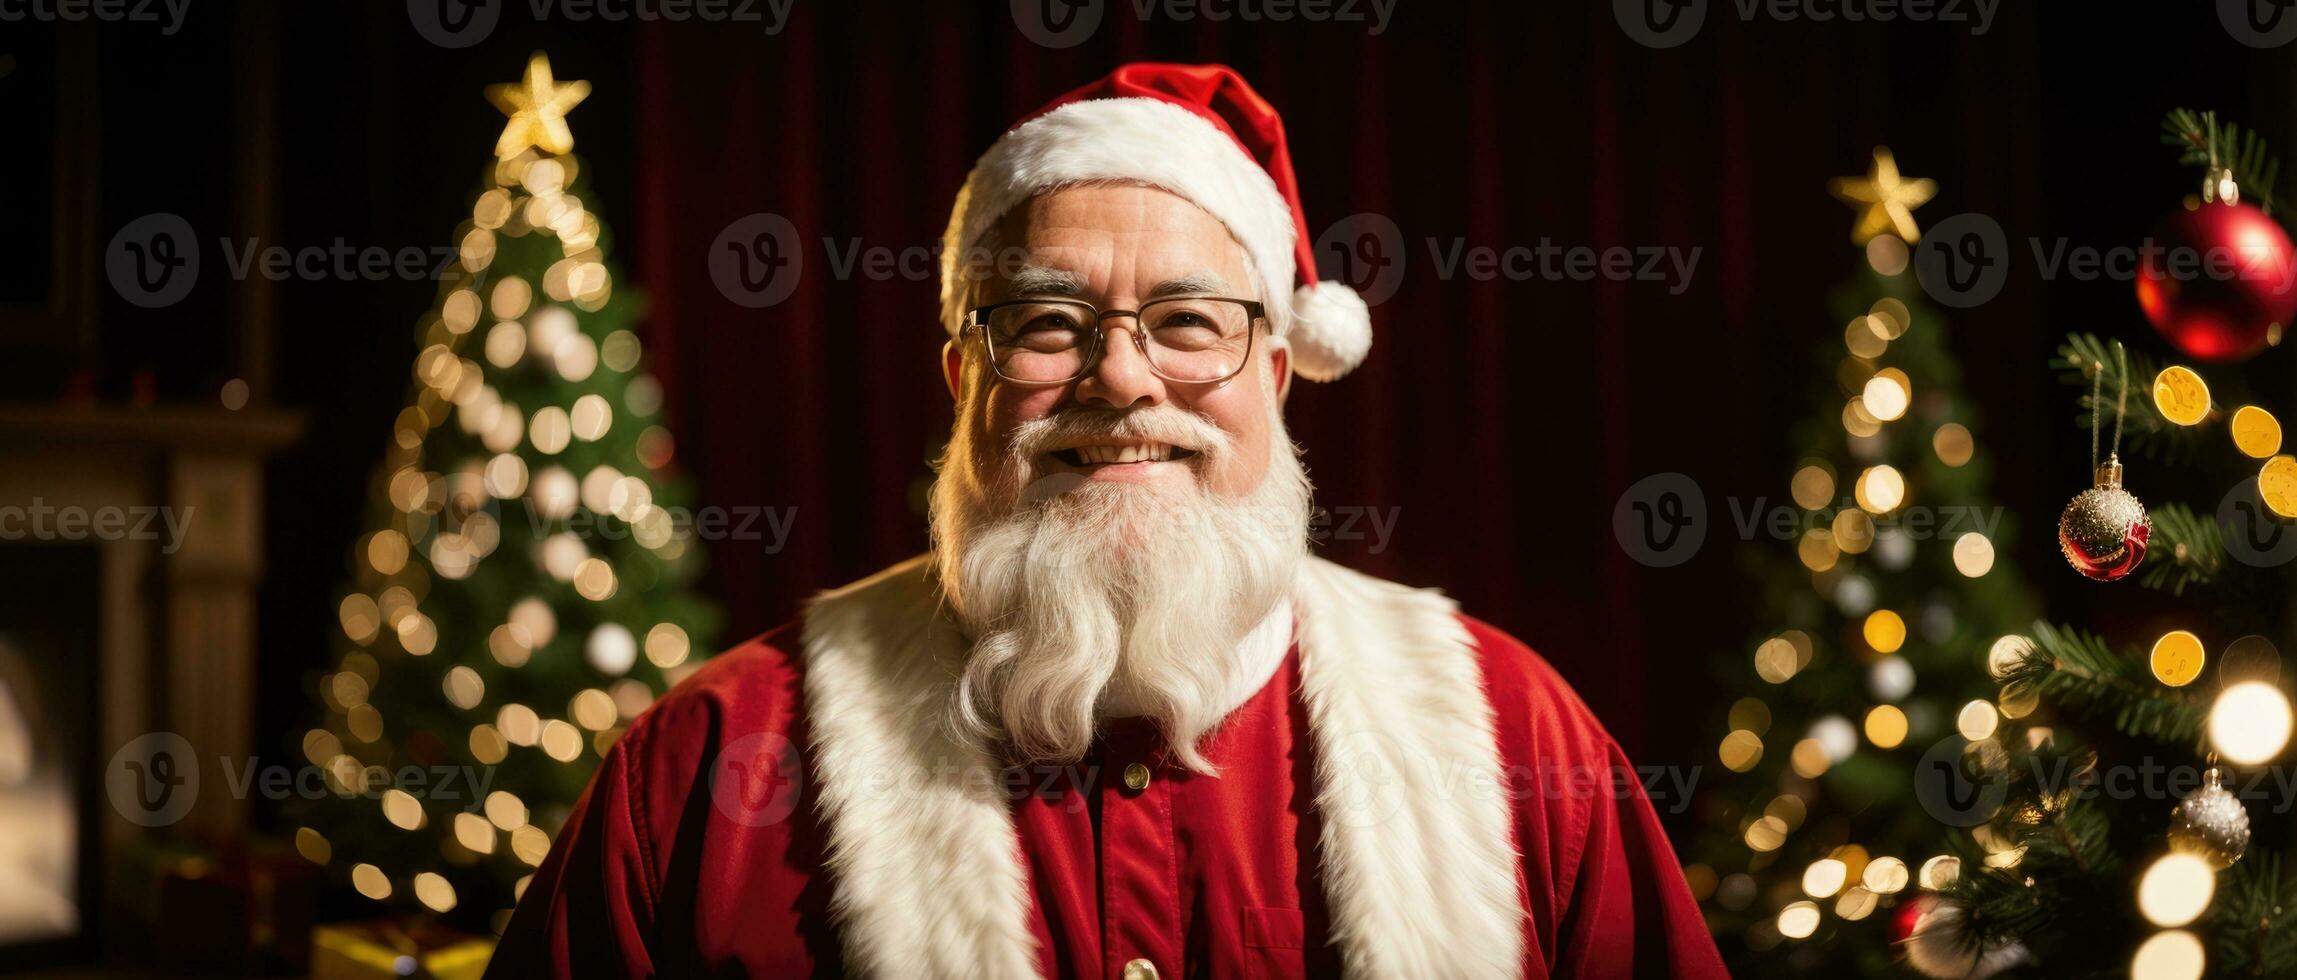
[1006,406,1233,465]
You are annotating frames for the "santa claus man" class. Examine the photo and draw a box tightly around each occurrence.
[493,63,1725,979]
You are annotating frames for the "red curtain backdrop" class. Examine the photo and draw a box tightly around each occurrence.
[627,2,2060,761]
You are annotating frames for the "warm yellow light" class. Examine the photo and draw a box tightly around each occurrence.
[1862,371,1910,421]
[2233,406,2284,459]
[1720,730,1764,772]
[1790,738,1830,778]
[2151,631,2207,688]
[1862,856,1908,894]
[1956,700,2000,741]
[1933,422,1974,466]
[1864,705,1908,749]
[1802,858,1848,898]
[443,666,485,710]
[2137,853,2216,927]
[486,790,529,831]
[1776,901,1821,940]
[646,623,692,668]
[1918,854,1961,890]
[540,719,583,762]
[295,827,332,865]
[2261,456,2297,519]
[414,872,458,913]
[2210,681,2294,764]
[1862,610,1907,654]
[1951,532,1994,577]
[1988,635,2033,678]
[351,863,391,900]
[2131,929,2206,980]
[1854,465,1905,513]
[454,811,496,854]
[1832,510,1875,554]
[497,704,541,747]
[1744,815,1788,852]
[2152,366,2211,427]
[1798,528,1840,572]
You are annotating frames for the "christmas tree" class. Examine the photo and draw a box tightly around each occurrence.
[1682,148,2041,974]
[1900,111,2297,978]
[293,54,719,934]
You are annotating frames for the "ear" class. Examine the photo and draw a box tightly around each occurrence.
[1268,335,1293,404]
[942,338,964,401]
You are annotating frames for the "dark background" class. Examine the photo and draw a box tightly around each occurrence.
[21,1,2297,830]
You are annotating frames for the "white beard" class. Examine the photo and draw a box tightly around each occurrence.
[929,390,1311,772]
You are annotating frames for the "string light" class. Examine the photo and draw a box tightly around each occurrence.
[2131,930,2205,980]
[2151,630,2206,688]
[2137,853,2215,927]
[2209,681,2294,764]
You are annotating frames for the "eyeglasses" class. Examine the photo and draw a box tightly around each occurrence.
[963,296,1266,386]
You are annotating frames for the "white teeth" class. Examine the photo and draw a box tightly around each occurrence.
[1072,443,1173,464]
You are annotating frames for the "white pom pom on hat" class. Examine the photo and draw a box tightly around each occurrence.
[938,63,1374,382]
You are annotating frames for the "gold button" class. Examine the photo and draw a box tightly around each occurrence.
[1122,762,1151,791]
[1121,958,1159,980]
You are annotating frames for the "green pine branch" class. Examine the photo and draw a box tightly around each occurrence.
[2138,502,2227,595]
[2004,621,2207,746]
[2054,333,2202,462]
[2214,850,2297,975]
[2164,108,2285,215]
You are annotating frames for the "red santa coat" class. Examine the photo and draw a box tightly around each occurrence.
[491,556,1726,978]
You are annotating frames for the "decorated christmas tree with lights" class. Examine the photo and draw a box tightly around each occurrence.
[294,54,718,934]
[1682,147,2042,974]
[1901,110,2297,978]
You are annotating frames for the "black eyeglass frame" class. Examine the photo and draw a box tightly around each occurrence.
[961,296,1269,386]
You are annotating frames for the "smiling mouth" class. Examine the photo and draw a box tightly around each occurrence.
[1048,443,1199,467]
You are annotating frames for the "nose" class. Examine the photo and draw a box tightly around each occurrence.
[1073,321,1168,410]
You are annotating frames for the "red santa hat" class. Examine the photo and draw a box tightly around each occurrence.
[938,63,1373,382]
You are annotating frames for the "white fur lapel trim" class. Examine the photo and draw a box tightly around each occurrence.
[799,555,1525,978]
[801,557,1041,979]
[1292,556,1527,979]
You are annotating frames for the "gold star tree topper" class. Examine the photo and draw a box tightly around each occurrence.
[488,53,590,159]
[1829,147,1936,244]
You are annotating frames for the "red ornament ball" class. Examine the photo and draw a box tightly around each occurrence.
[2136,200,2297,362]
[2058,485,2151,582]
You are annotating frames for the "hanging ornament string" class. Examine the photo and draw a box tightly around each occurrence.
[2090,340,2128,475]
[2060,341,2152,582]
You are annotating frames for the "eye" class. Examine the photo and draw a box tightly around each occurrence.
[1019,311,1078,333]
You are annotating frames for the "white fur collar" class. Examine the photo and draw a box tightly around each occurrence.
[799,555,1524,978]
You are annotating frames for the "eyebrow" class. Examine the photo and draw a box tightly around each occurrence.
[1146,272,1233,299]
[1003,267,1235,303]
[1007,265,1088,298]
